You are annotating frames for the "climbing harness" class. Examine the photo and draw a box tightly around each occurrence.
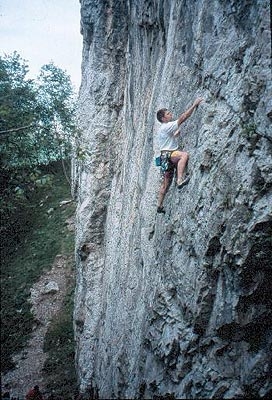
[155,151,173,170]
[154,150,176,181]
[160,151,174,173]
[161,151,172,172]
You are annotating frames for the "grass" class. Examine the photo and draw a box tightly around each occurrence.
[0,161,78,396]
[43,276,78,398]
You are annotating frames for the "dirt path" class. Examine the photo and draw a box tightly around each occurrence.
[2,253,74,399]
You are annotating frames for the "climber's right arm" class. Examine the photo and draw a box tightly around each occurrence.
[177,97,203,126]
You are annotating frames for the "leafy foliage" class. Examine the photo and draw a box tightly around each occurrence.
[0,52,79,245]
[0,53,79,395]
[0,53,79,392]
[0,52,78,168]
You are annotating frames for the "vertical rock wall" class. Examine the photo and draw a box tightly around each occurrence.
[74,0,272,398]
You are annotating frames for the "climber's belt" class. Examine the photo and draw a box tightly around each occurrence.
[161,150,173,158]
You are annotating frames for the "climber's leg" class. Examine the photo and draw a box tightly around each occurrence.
[157,168,174,212]
[170,150,189,185]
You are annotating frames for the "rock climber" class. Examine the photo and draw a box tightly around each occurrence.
[156,97,203,214]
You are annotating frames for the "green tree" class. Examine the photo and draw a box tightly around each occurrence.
[0,53,79,382]
[0,52,78,245]
[0,52,77,167]
[0,52,38,166]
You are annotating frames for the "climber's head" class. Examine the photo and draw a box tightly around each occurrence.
[157,108,173,123]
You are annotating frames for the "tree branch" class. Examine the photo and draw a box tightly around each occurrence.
[0,124,35,135]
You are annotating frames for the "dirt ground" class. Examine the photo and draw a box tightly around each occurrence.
[1,251,74,399]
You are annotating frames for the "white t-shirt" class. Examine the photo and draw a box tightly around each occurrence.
[157,120,179,151]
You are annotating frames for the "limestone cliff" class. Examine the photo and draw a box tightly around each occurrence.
[73,0,272,398]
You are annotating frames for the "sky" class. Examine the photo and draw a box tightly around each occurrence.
[0,0,82,91]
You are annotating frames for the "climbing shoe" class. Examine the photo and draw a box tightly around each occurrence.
[157,206,166,214]
[177,176,190,189]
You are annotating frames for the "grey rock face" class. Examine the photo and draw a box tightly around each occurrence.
[74,0,272,398]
